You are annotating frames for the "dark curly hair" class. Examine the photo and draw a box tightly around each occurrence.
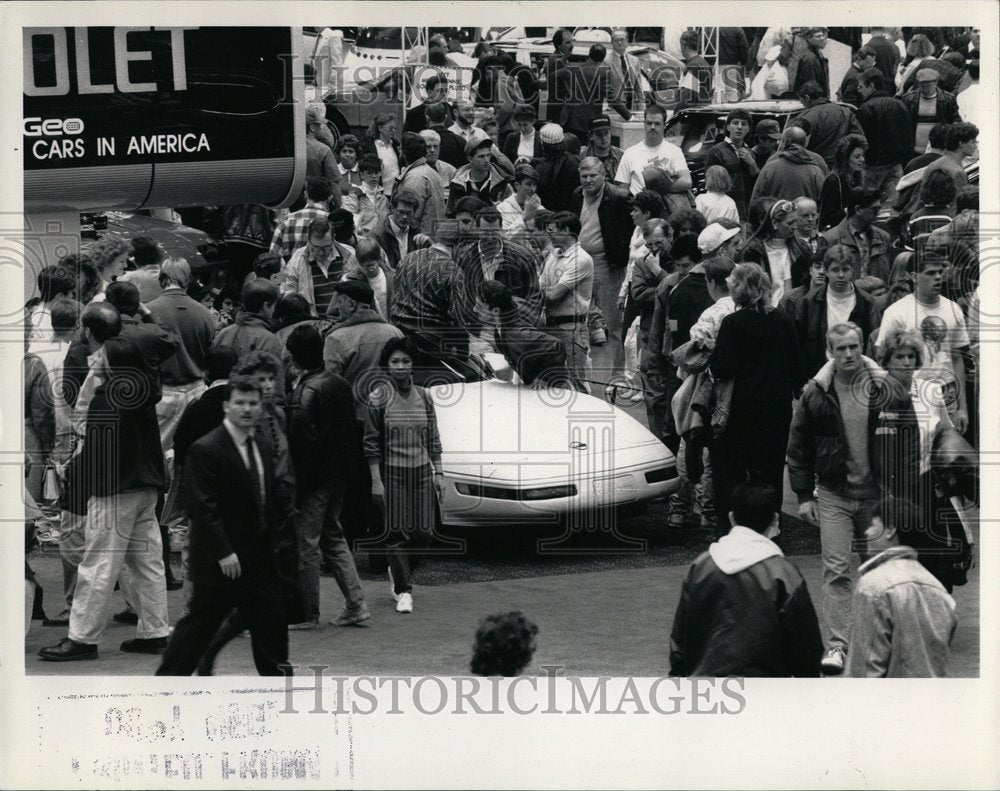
[919,168,958,210]
[470,611,539,677]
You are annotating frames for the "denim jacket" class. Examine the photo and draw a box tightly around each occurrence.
[846,546,957,677]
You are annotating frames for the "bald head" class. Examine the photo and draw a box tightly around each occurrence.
[783,126,808,148]
[81,301,122,345]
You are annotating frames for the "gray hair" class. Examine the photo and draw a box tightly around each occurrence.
[579,156,604,173]
[419,129,441,145]
[158,257,191,289]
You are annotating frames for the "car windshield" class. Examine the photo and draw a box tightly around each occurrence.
[411,352,494,388]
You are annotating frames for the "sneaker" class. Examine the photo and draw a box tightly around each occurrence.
[288,620,321,631]
[395,592,413,613]
[821,646,847,675]
[629,389,644,403]
[667,510,690,529]
[387,568,398,601]
[120,636,168,654]
[331,604,372,627]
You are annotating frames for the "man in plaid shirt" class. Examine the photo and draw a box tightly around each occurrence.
[270,177,336,261]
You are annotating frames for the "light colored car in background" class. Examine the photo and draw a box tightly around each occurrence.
[421,357,679,528]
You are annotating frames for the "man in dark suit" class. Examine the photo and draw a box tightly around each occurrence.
[559,44,631,143]
[156,375,292,676]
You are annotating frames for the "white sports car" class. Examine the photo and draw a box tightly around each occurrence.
[423,357,679,528]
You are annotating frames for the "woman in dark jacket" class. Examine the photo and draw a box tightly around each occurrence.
[709,262,806,534]
[740,197,808,299]
[819,134,867,231]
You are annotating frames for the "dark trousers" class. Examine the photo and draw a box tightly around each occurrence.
[156,581,291,676]
[711,400,792,536]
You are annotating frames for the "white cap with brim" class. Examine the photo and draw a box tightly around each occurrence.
[697,223,741,254]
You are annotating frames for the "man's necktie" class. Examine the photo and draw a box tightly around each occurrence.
[246,436,264,508]
[621,55,635,106]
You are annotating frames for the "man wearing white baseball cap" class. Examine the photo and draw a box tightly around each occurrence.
[697,221,743,260]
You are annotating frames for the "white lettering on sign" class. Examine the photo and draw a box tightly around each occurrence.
[126,133,211,155]
[24,26,198,97]
[33,139,86,159]
[24,117,85,136]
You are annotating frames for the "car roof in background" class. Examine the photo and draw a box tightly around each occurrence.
[672,100,804,115]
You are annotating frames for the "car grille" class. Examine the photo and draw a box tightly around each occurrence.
[644,466,678,484]
[455,482,578,501]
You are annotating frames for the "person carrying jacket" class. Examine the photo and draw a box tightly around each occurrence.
[786,324,919,675]
[669,482,823,677]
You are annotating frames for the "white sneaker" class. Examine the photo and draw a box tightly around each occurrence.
[387,568,398,601]
[821,646,847,675]
[395,592,413,613]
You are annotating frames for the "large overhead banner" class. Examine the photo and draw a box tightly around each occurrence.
[23,26,305,211]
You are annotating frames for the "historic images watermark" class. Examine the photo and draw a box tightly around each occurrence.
[280,666,748,716]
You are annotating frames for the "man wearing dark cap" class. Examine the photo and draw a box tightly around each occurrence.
[323,279,404,418]
[447,131,514,216]
[705,109,760,218]
[579,115,624,183]
[496,164,546,235]
[751,118,783,170]
[901,68,962,156]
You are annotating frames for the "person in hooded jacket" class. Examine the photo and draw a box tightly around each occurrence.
[750,125,825,205]
[669,481,823,677]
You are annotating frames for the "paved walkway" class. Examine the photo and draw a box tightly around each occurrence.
[25,548,979,677]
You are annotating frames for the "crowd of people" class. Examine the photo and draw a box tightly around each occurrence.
[22,25,980,678]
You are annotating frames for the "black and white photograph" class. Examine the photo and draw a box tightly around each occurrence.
[2,2,997,788]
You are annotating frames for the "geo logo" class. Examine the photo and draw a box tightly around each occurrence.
[23,117,85,137]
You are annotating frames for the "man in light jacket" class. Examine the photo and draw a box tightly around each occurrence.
[846,498,958,677]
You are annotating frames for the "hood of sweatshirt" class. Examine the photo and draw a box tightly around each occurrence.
[234,311,274,330]
[777,146,818,166]
[708,526,784,574]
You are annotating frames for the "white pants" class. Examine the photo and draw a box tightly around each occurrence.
[69,488,170,644]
